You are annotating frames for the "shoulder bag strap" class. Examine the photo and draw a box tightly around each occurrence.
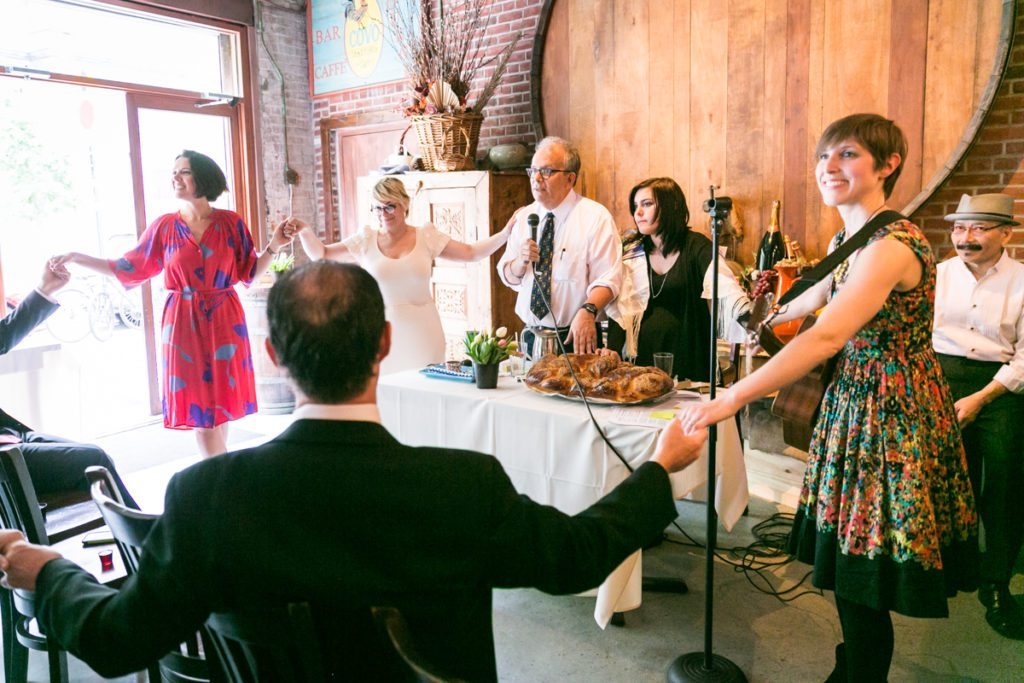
[777,210,904,306]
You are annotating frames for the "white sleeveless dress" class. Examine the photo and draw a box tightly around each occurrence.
[343,224,450,374]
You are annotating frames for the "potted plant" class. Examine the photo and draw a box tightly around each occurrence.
[385,0,522,171]
[463,326,517,389]
[267,251,294,281]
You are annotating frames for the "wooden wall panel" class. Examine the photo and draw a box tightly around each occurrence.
[537,0,1009,264]
[762,0,788,256]
[611,0,650,221]
[725,0,766,258]
[923,0,979,194]
[689,0,729,220]
[648,0,675,178]
[887,0,929,215]
[591,6,618,218]
[672,0,692,199]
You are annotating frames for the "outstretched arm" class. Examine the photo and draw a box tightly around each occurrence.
[293,220,351,261]
[51,252,114,278]
[440,209,520,262]
[679,237,921,430]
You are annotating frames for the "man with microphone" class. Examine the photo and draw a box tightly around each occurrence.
[497,136,622,354]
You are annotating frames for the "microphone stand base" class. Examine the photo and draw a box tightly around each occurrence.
[667,652,747,683]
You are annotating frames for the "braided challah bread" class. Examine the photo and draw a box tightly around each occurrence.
[524,353,673,403]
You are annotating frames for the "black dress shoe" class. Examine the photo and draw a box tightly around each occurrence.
[824,643,846,683]
[978,582,995,609]
[984,586,1024,640]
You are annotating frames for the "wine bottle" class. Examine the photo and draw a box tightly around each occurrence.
[756,200,786,271]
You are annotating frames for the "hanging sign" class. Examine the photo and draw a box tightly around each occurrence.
[307,0,412,96]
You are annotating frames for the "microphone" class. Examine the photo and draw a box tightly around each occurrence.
[527,213,540,243]
[527,213,540,264]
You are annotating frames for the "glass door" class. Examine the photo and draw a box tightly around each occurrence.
[0,76,150,438]
[126,93,245,414]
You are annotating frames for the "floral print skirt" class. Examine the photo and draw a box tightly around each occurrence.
[787,346,978,618]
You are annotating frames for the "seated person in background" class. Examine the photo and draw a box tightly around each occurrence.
[607,177,750,381]
[1,260,137,507]
[497,136,622,354]
[0,261,705,682]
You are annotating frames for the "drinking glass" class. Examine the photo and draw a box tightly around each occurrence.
[653,352,674,377]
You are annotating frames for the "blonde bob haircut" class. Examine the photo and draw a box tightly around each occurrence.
[372,177,412,212]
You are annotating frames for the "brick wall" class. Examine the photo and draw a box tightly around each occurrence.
[910,3,1024,260]
[311,1,538,147]
[306,0,540,236]
[254,0,316,242]
[293,0,1024,255]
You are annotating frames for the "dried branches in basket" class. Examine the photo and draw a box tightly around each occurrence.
[385,0,523,117]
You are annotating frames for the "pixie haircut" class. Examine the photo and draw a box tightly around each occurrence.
[816,114,907,198]
[176,150,228,201]
[629,177,691,258]
[372,176,412,212]
[267,262,386,403]
[536,136,581,175]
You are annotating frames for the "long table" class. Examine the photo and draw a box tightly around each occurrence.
[377,371,748,627]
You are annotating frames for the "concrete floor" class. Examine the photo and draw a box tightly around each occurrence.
[8,414,1024,682]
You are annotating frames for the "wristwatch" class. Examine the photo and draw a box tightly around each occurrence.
[579,302,598,316]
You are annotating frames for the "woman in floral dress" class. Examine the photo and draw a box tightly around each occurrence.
[55,151,292,457]
[678,114,977,681]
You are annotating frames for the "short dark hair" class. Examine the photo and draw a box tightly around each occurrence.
[177,150,228,201]
[267,262,386,403]
[629,177,691,257]
[816,114,907,198]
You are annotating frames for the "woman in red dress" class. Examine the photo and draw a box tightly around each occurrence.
[55,151,292,457]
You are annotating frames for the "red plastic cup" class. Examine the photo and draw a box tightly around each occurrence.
[98,549,114,572]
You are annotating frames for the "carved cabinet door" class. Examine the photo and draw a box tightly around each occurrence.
[415,182,487,361]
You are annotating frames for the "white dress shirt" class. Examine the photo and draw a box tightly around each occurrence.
[291,402,382,423]
[496,191,622,328]
[701,254,752,344]
[933,250,1024,393]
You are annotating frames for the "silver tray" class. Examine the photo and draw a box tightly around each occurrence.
[525,384,676,406]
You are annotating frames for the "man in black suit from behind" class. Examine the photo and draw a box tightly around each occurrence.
[1,260,136,506]
[0,261,705,681]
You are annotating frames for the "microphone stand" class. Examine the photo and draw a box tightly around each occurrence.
[667,187,745,683]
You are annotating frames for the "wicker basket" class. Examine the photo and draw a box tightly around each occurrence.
[409,112,483,172]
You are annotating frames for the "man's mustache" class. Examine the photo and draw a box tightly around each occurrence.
[956,243,983,252]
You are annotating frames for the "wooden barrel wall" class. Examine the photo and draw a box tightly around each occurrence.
[534,0,1012,262]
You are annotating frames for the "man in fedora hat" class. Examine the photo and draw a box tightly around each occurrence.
[933,192,1024,640]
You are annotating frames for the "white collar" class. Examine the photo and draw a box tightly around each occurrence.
[291,402,381,424]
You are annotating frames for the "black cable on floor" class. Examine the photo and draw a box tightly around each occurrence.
[532,279,819,602]
[661,512,822,603]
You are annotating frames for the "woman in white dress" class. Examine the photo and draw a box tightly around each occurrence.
[292,176,513,374]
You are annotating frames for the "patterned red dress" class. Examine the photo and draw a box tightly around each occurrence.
[111,210,258,429]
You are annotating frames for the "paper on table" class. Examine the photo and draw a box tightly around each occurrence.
[607,391,702,428]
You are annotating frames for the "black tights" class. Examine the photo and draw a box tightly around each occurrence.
[833,595,893,682]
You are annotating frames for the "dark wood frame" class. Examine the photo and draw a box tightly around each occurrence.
[319,117,410,242]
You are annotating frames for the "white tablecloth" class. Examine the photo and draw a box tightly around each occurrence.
[377,371,748,626]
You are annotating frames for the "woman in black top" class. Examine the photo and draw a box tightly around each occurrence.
[608,177,713,381]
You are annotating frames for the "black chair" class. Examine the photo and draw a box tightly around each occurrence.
[204,603,324,682]
[85,466,212,683]
[371,606,466,683]
[0,444,69,683]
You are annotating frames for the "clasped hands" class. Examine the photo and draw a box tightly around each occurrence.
[269,217,307,252]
